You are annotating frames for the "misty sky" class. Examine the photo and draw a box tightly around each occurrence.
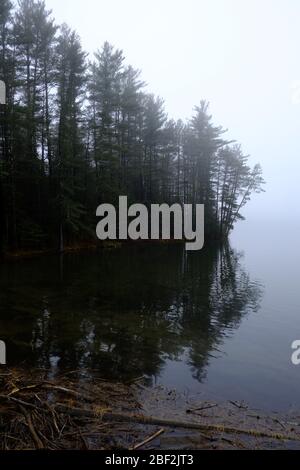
[45,0,300,222]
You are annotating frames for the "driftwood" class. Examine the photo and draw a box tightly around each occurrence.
[186,404,218,414]
[42,383,95,403]
[0,393,42,410]
[55,404,300,442]
[1,369,300,450]
[19,405,44,449]
[130,429,165,450]
[5,382,95,403]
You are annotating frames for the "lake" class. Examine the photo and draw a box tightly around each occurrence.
[0,218,299,412]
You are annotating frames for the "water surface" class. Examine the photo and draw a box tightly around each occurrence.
[0,219,299,411]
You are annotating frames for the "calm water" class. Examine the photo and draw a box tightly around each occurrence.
[0,219,299,411]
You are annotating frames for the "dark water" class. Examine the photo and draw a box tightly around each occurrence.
[0,220,299,411]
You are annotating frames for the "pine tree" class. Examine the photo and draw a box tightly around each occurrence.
[142,94,166,204]
[0,0,14,254]
[55,25,87,251]
[0,1,265,253]
[119,65,145,197]
[89,42,124,203]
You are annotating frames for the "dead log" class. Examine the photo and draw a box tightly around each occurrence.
[55,404,300,442]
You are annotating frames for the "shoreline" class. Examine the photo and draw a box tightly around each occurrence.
[1,237,227,263]
[0,368,299,450]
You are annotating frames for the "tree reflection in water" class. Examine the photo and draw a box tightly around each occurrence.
[0,244,263,384]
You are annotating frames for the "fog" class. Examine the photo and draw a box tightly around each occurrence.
[45,0,300,223]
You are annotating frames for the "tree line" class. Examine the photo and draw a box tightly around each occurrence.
[0,0,265,254]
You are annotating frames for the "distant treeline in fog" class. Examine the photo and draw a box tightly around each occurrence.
[0,0,264,253]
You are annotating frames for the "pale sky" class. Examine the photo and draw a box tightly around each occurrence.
[44,0,300,222]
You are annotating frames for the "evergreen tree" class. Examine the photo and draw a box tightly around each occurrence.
[89,42,124,203]
[54,25,87,251]
[0,0,265,253]
[0,0,14,254]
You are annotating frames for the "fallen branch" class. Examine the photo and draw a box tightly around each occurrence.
[229,401,248,410]
[0,394,41,411]
[130,429,165,450]
[19,405,44,449]
[42,384,94,403]
[55,404,300,441]
[186,404,218,414]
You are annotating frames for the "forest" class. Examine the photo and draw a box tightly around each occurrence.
[0,0,265,255]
